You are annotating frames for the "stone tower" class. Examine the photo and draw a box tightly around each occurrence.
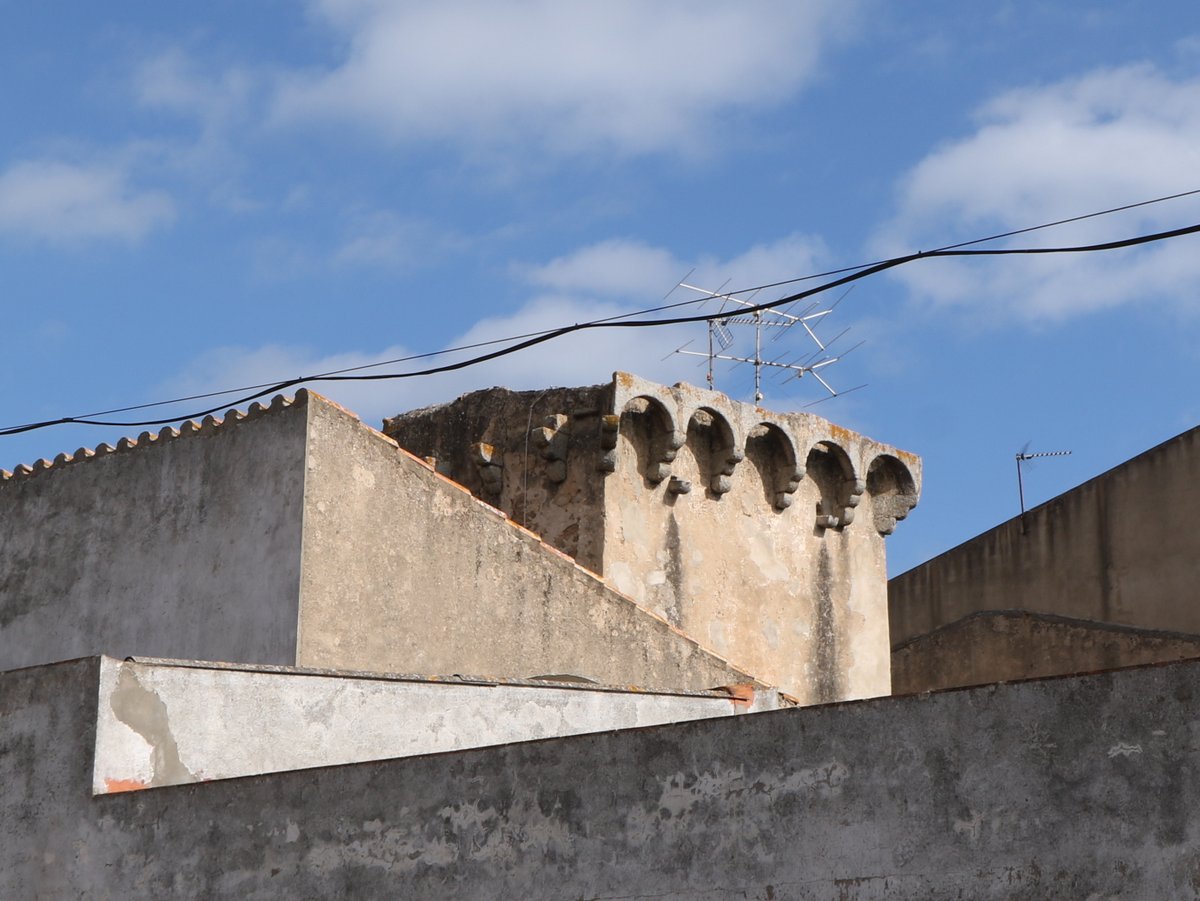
[385,372,920,703]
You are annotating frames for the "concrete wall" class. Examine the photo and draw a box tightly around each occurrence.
[94,656,783,793]
[8,654,1200,898]
[890,423,1200,648]
[893,610,1200,693]
[385,372,922,704]
[1,389,763,690]
[0,397,307,670]
[298,394,760,691]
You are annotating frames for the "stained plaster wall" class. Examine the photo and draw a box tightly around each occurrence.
[385,373,922,704]
[890,423,1200,648]
[94,656,782,793]
[8,654,1200,898]
[297,395,759,691]
[604,375,919,706]
[0,398,307,671]
[892,610,1200,694]
[0,388,754,690]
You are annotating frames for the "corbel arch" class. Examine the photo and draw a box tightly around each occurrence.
[618,395,683,484]
[745,421,803,510]
[865,453,919,535]
[804,439,863,530]
[683,405,743,495]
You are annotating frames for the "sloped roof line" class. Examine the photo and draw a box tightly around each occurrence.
[0,390,310,486]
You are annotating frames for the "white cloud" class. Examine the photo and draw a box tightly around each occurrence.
[332,210,460,270]
[875,65,1200,320]
[0,160,175,244]
[246,208,462,276]
[525,233,828,299]
[274,0,857,156]
[135,49,252,133]
[165,231,845,425]
[524,239,682,296]
[130,50,264,213]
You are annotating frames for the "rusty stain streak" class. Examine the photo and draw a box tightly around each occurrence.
[712,683,756,709]
[103,777,148,794]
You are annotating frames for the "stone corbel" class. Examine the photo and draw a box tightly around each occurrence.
[840,478,865,526]
[471,442,504,496]
[874,495,918,536]
[710,446,744,495]
[597,414,620,473]
[646,431,686,484]
[774,464,804,510]
[668,475,692,495]
[531,414,570,483]
[816,477,865,529]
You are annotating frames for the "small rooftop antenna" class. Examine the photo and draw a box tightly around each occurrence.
[668,282,858,404]
[1015,445,1072,530]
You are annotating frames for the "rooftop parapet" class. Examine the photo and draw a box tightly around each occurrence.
[0,392,307,485]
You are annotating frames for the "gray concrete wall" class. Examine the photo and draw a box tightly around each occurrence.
[7,654,1200,898]
[298,395,759,691]
[94,655,784,792]
[0,397,308,670]
[386,372,923,704]
[890,423,1200,647]
[893,609,1200,693]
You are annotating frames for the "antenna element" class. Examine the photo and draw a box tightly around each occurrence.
[669,282,859,403]
[1015,448,1072,527]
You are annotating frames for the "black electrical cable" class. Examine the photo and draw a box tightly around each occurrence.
[15,186,1200,429]
[3,213,1200,438]
[719,186,1200,298]
[32,293,722,421]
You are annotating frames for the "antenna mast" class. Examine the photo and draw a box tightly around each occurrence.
[1015,448,1072,528]
[669,282,860,404]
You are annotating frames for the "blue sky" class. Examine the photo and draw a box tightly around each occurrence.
[3,1,1199,576]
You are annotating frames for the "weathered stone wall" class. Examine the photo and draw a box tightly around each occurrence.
[890,423,1200,648]
[0,398,308,670]
[8,654,1200,898]
[893,610,1200,694]
[94,656,784,793]
[605,375,918,705]
[383,383,614,572]
[385,373,922,703]
[299,394,760,691]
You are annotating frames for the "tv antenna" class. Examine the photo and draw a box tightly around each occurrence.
[666,281,862,404]
[1015,445,1072,524]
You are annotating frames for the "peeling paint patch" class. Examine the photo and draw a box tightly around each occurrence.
[109,664,195,788]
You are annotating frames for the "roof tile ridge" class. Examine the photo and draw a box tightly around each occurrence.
[0,391,310,488]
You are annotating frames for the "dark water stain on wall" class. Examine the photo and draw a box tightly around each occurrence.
[814,544,841,703]
[661,513,684,627]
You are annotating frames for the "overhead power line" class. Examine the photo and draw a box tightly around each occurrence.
[3,194,1200,439]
